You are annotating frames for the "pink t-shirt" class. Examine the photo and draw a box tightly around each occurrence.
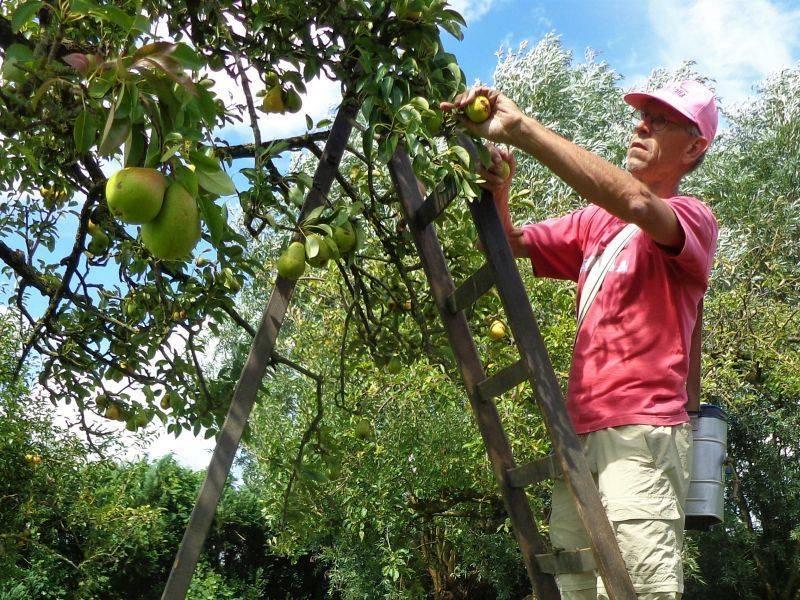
[520,196,718,434]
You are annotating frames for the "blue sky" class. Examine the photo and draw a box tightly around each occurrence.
[17,0,800,469]
[446,0,800,108]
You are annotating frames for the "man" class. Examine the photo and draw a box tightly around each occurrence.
[440,79,719,599]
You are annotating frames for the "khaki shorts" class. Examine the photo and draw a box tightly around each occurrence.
[549,423,693,599]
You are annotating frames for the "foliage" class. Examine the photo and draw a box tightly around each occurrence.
[1,0,799,596]
[0,0,470,439]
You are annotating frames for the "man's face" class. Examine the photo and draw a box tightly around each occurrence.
[626,100,701,181]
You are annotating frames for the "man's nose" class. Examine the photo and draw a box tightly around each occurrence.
[633,119,649,136]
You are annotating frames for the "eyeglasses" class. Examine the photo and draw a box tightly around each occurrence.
[632,109,699,135]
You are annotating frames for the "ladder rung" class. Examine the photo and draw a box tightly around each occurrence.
[536,548,596,575]
[507,454,562,488]
[445,262,494,313]
[477,358,529,401]
[414,176,459,229]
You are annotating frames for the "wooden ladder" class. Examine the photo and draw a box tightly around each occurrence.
[386,137,637,600]
[161,96,636,598]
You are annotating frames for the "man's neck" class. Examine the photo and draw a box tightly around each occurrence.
[635,173,681,198]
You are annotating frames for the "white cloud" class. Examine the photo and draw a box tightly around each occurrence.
[213,69,342,146]
[45,321,224,471]
[448,0,499,23]
[648,0,800,104]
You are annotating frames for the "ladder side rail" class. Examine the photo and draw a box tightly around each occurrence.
[161,98,361,600]
[469,190,637,600]
[387,146,560,600]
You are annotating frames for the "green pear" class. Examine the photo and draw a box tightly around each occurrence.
[277,241,306,280]
[261,85,285,113]
[354,418,372,439]
[284,89,302,113]
[141,182,201,260]
[499,159,511,180]
[333,221,357,254]
[386,355,402,374]
[106,167,167,224]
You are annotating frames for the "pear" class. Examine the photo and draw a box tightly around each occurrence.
[106,167,167,224]
[277,241,306,280]
[465,95,491,123]
[355,418,372,439]
[333,221,357,254]
[386,355,402,374]
[261,85,285,113]
[87,228,111,255]
[141,182,201,260]
[105,404,123,421]
[489,320,507,341]
[499,159,511,180]
[284,89,302,113]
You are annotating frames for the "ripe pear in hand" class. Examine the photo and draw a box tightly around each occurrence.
[465,95,491,123]
[499,160,511,181]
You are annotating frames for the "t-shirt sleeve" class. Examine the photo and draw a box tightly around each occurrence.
[519,207,594,281]
[656,196,718,282]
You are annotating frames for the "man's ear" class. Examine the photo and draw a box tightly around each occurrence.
[684,136,709,165]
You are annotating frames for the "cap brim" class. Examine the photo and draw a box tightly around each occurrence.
[623,91,700,130]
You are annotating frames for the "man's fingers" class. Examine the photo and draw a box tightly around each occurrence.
[443,85,496,111]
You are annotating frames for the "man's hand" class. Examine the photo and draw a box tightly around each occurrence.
[474,145,528,258]
[440,86,525,145]
[478,144,516,195]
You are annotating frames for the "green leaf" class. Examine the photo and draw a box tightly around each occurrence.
[173,165,199,197]
[288,186,304,207]
[171,43,206,71]
[311,223,333,237]
[198,196,225,244]
[305,235,319,259]
[303,205,325,224]
[380,77,393,100]
[98,116,131,156]
[189,150,221,172]
[196,169,236,197]
[446,62,462,87]
[73,109,96,153]
[11,1,43,32]
[440,19,463,41]
[476,143,492,169]
[451,145,471,168]
[87,73,115,99]
[124,124,147,167]
[159,144,181,163]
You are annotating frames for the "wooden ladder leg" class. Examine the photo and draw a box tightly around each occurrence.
[160,98,360,600]
[469,188,637,600]
[388,146,560,600]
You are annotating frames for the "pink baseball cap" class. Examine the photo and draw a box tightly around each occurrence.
[624,80,718,143]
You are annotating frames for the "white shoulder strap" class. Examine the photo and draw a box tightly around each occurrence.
[576,223,639,332]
